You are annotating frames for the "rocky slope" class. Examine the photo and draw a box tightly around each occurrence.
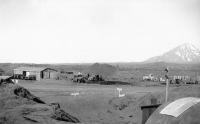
[0,81,80,124]
[146,43,200,63]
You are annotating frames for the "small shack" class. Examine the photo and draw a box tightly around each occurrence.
[145,97,200,124]
[13,67,58,81]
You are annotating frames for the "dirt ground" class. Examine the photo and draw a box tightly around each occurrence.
[1,63,199,124]
[17,79,170,124]
[0,82,80,124]
[14,79,200,124]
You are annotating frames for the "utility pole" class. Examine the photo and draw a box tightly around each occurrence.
[164,67,169,102]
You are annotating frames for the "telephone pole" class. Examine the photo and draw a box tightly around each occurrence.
[164,67,169,102]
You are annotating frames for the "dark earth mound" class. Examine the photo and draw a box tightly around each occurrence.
[83,63,119,78]
[95,81,130,85]
[0,81,80,124]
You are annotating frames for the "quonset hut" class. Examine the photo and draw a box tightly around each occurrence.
[145,97,200,124]
[13,67,58,81]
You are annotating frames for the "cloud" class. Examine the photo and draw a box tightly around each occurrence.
[0,0,200,63]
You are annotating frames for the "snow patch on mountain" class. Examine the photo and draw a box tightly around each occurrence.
[145,43,200,63]
[180,45,185,50]
[175,51,181,56]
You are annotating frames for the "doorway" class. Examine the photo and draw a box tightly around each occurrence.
[141,104,160,124]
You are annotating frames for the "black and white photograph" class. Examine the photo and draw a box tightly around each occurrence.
[0,0,200,124]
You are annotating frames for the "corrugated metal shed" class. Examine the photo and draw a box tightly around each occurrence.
[14,67,46,72]
[13,67,58,81]
[41,68,58,79]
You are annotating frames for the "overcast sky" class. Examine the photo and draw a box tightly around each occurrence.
[0,0,200,63]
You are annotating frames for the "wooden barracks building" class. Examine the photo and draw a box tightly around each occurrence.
[13,67,58,81]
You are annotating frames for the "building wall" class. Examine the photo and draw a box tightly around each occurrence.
[50,71,57,79]
[36,72,41,81]
[41,69,57,79]
[14,68,57,80]
[14,70,41,81]
[14,70,38,76]
[14,70,23,74]
[43,71,49,79]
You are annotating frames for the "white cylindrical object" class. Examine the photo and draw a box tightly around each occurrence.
[165,79,169,102]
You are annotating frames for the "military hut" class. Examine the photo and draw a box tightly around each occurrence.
[13,67,58,81]
[145,97,200,124]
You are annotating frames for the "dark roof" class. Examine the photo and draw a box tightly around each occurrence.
[14,67,58,72]
[14,67,47,72]
[42,68,58,72]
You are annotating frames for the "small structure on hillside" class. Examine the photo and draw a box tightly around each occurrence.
[13,67,58,81]
[173,75,198,84]
[142,74,158,81]
[145,97,200,124]
[173,76,191,81]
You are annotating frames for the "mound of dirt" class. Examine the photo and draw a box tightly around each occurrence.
[13,86,45,104]
[107,85,200,124]
[82,63,119,78]
[0,82,80,124]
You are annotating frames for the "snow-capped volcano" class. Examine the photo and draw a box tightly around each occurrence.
[146,43,200,63]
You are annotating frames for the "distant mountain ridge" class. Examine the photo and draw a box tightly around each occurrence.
[145,43,200,63]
